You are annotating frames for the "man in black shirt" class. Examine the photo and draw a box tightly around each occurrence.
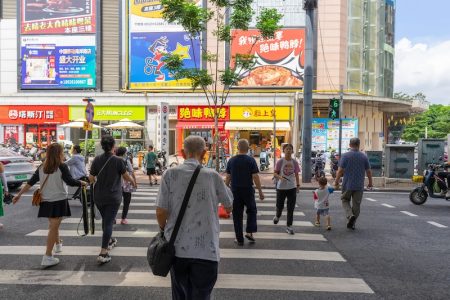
[89,135,136,264]
[225,139,264,245]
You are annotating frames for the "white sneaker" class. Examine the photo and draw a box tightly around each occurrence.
[446,191,450,198]
[97,253,111,264]
[54,243,63,253]
[41,255,60,267]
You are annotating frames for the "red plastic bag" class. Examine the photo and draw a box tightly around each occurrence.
[218,204,230,219]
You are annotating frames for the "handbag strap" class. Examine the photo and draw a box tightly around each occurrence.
[97,155,114,178]
[169,164,202,245]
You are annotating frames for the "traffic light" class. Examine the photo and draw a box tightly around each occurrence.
[328,98,340,120]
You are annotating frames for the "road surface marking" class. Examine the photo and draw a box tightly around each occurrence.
[365,198,377,202]
[115,209,304,217]
[62,218,313,227]
[26,230,327,241]
[427,221,448,228]
[381,203,395,208]
[400,211,418,217]
[0,246,344,261]
[0,270,373,293]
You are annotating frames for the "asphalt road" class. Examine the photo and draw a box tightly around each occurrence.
[0,186,449,300]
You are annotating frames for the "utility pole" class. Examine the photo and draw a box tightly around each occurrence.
[301,0,317,183]
[273,92,277,169]
[338,85,343,158]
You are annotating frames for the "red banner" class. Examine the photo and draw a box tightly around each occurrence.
[177,106,230,121]
[21,0,96,35]
[0,105,69,124]
[230,28,305,87]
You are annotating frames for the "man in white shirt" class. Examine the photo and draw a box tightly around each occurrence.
[156,135,233,300]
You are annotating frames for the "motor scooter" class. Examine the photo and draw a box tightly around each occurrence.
[410,163,449,205]
[312,153,325,180]
[259,149,270,171]
[330,152,339,179]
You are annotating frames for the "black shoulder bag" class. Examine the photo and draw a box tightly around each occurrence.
[147,165,202,277]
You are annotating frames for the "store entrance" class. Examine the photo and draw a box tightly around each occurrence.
[25,124,57,147]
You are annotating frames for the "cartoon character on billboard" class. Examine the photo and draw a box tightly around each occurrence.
[144,36,169,82]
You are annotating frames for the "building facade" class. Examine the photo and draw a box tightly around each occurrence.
[0,0,424,155]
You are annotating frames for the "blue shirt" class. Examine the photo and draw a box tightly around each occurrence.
[226,154,258,191]
[339,149,370,191]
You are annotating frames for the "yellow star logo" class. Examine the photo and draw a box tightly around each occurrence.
[171,43,191,60]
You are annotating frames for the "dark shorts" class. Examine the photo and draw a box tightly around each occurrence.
[147,168,156,175]
[38,199,71,218]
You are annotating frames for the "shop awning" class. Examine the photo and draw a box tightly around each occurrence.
[176,122,225,130]
[225,122,291,131]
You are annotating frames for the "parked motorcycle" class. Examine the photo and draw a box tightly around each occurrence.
[259,149,270,171]
[410,162,449,205]
[155,150,168,175]
[312,153,325,180]
[330,152,339,179]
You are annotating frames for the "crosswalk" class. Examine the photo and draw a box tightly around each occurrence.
[0,187,374,298]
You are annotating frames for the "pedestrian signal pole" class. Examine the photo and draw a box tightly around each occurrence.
[83,97,95,164]
[338,85,343,158]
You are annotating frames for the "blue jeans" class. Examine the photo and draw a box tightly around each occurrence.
[232,187,257,242]
[96,202,120,249]
[170,257,218,300]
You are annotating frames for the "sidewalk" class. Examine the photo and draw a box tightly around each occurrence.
[134,168,416,192]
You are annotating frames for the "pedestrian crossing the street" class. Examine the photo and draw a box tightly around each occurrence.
[0,187,374,298]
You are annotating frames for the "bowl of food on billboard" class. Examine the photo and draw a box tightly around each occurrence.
[231,28,305,88]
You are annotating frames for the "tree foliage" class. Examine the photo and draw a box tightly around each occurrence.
[402,105,450,142]
[160,0,283,170]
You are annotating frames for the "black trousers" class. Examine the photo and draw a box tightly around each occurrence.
[96,202,120,249]
[170,257,218,300]
[121,192,132,219]
[276,188,297,226]
[437,172,450,188]
[232,187,257,243]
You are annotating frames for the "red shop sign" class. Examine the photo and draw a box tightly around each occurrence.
[177,106,230,121]
[0,105,69,124]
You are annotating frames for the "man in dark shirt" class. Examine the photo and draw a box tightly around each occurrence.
[334,138,373,230]
[89,135,136,264]
[225,139,264,245]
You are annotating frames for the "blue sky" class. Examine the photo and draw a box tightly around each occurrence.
[394,0,450,104]
[395,0,450,43]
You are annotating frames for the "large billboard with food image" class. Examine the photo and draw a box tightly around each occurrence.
[230,28,305,88]
[21,0,96,35]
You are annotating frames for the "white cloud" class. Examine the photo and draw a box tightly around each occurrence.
[395,38,450,105]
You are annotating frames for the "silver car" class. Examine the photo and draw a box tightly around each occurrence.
[0,147,35,190]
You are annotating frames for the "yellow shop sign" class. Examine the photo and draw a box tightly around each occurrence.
[69,106,146,121]
[230,106,292,121]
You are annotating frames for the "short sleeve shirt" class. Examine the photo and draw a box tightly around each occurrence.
[339,150,370,191]
[90,153,126,205]
[156,159,233,262]
[146,152,157,169]
[226,154,259,191]
[275,158,300,190]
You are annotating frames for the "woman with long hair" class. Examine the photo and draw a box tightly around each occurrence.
[13,143,86,267]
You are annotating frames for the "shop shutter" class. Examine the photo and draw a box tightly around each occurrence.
[2,0,17,19]
[102,0,120,91]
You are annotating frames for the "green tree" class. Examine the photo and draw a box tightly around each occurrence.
[79,139,96,156]
[160,0,283,170]
[402,105,450,141]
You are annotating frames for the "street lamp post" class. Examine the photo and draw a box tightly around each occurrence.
[273,92,277,169]
[301,0,318,183]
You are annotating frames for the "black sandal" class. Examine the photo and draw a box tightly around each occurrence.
[245,233,255,243]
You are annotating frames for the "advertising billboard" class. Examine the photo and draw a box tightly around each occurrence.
[231,28,305,88]
[312,118,359,151]
[129,32,201,89]
[20,35,96,89]
[21,0,96,35]
[127,0,202,90]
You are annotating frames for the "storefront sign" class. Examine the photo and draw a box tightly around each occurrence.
[177,106,230,121]
[20,35,96,89]
[230,106,291,121]
[157,102,170,158]
[312,118,359,151]
[0,105,69,124]
[129,32,201,89]
[21,0,96,35]
[231,29,305,88]
[69,106,146,121]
